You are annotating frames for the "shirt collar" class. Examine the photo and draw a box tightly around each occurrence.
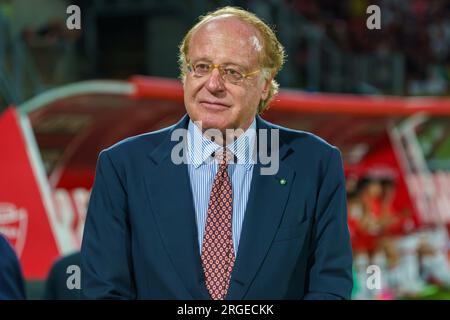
[187,118,256,170]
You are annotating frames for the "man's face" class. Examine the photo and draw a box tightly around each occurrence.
[183,17,270,133]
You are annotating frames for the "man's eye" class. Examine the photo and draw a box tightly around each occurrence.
[224,68,241,77]
[195,64,210,72]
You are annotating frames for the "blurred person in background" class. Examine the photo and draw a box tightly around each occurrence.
[0,234,26,300]
[349,173,450,299]
[43,251,81,300]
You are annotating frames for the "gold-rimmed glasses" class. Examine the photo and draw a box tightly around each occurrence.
[187,61,260,84]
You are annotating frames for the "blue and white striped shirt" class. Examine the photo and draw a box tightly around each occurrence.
[187,119,256,255]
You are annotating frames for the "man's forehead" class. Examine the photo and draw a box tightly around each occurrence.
[191,16,263,53]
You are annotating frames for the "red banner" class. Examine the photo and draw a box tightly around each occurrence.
[0,107,60,279]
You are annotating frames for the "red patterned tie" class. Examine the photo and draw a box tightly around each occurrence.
[201,147,235,300]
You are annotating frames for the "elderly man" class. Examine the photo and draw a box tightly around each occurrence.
[81,6,352,300]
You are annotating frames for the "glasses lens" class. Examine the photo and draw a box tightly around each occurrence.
[222,67,244,83]
[193,62,210,76]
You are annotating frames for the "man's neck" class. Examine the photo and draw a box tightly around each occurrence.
[198,122,254,146]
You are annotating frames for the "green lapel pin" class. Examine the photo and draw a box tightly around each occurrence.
[279,178,287,185]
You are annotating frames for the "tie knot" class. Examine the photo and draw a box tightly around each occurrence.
[213,147,234,165]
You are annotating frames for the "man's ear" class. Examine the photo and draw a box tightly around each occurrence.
[261,76,272,100]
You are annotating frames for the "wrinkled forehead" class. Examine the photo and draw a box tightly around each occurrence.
[189,16,263,62]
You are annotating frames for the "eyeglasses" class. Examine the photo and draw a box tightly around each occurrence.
[186,61,260,84]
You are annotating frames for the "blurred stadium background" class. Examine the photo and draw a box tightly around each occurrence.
[1,0,450,300]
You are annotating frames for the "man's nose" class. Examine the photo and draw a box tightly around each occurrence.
[205,67,225,92]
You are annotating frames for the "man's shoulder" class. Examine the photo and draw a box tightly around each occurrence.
[101,122,176,160]
[260,118,338,155]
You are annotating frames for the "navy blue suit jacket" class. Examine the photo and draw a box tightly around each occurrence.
[81,115,353,299]
[0,234,26,300]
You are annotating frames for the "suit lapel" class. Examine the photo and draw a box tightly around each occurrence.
[226,117,296,300]
[144,115,209,299]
